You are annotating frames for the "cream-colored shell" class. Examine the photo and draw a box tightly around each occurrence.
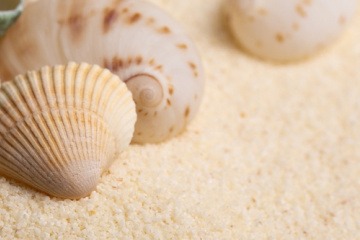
[226,0,358,61]
[0,62,136,199]
[0,0,205,143]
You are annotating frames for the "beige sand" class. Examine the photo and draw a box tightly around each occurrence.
[1,0,360,239]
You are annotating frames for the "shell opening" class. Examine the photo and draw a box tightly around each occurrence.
[126,74,163,109]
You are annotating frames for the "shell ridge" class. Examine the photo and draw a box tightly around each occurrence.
[0,84,23,123]
[41,111,70,171]
[3,81,31,123]
[83,111,95,168]
[0,157,49,193]
[0,133,55,187]
[101,76,135,153]
[114,116,136,149]
[39,66,72,171]
[84,65,103,170]
[78,64,100,176]
[85,65,111,171]
[0,153,35,187]
[53,65,80,171]
[14,74,40,113]
[90,67,113,115]
[22,117,66,179]
[28,70,67,174]
[0,140,43,182]
[99,126,115,171]
[101,76,127,122]
[46,66,74,169]
[96,70,116,167]
[63,63,83,166]
[90,111,99,170]
[73,63,90,172]
[89,68,116,169]
[29,113,64,176]
[72,64,90,169]
[11,121,58,179]
[0,81,62,181]
[84,66,104,171]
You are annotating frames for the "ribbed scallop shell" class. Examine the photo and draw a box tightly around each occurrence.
[0,62,136,199]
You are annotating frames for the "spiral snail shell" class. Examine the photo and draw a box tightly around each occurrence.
[0,0,205,143]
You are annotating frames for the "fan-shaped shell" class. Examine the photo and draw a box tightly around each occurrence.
[0,62,136,199]
[0,0,205,143]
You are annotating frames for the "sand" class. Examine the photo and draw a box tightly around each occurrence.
[1,0,360,239]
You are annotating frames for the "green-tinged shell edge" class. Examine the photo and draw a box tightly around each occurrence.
[0,0,23,36]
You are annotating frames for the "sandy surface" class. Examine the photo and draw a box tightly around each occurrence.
[1,0,360,239]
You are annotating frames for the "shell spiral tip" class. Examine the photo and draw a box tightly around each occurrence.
[126,74,164,109]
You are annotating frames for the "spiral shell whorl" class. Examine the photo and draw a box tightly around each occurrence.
[126,74,164,109]
[0,0,204,143]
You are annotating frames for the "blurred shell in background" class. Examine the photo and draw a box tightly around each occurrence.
[226,0,358,61]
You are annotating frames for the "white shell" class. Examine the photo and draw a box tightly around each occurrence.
[226,0,358,61]
[0,62,136,198]
[0,0,205,143]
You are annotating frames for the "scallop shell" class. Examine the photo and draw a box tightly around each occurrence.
[0,62,136,199]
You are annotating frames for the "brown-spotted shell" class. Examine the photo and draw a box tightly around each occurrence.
[225,0,358,61]
[0,0,205,143]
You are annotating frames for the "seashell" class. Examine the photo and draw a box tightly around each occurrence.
[226,0,358,61]
[0,62,136,199]
[0,0,23,36]
[0,0,205,143]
